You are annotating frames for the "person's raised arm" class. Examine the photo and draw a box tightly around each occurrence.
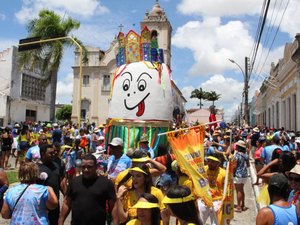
[256,158,279,180]
[58,195,72,225]
[149,158,166,177]
[114,185,129,224]
[1,200,11,219]
[46,186,58,210]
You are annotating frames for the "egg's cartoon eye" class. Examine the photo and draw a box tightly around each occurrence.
[137,79,146,92]
[123,79,131,91]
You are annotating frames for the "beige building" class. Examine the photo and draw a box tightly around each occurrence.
[252,33,300,131]
[71,1,186,125]
[0,46,51,125]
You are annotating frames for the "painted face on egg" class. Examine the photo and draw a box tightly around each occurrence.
[108,61,173,121]
[122,70,151,117]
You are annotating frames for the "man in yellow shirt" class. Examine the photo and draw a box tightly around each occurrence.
[198,155,225,225]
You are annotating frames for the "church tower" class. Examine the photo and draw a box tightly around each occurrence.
[140,0,172,68]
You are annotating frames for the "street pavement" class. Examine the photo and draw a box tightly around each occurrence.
[230,169,258,225]
[1,156,259,225]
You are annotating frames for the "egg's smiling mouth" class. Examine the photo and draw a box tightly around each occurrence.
[124,93,150,117]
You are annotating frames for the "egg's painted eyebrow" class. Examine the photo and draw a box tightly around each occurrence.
[137,72,152,81]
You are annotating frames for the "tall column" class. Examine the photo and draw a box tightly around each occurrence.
[291,33,300,131]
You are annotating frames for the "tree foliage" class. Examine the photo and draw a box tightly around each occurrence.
[56,105,72,121]
[190,88,221,108]
[206,91,221,106]
[190,88,208,109]
[18,9,87,122]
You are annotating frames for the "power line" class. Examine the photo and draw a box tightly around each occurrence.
[252,0,282,75]
[249,0,271,79]
[249,0,290,91]
[256,0,290,77]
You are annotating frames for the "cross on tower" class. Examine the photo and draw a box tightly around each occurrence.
[118,24,124,32]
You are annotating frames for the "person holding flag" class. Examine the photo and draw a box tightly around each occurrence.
[198,155,225,225]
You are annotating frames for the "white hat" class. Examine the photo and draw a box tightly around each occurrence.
[94,128,100,133]
[295,137,300,144]
[253,127,260,133]
[98,136,105,141]
[236,140,247,149]
[53,123,58,127]
[286,164,300,177]
[95,146,106,154]
[109,137,124,147]
[14,123,20,128]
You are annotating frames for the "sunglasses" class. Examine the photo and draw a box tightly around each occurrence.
[288,176,300,182]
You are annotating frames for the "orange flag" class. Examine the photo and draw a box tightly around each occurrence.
[217,155,234,225]
[167,126,213,207]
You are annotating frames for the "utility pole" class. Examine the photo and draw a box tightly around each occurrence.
[244,57,250,126]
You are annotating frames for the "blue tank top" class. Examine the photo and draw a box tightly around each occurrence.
[268,204,298,225]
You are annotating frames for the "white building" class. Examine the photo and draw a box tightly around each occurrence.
[71,1,186,125]
[0,46,51,125]
[252,33,300,131]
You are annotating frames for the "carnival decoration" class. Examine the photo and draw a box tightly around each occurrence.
[106,26,173,153]
[167,126,213,207]
[217,155,234,225]
[209,105,217,130]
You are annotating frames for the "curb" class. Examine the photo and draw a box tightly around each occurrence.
[248,161,261,213]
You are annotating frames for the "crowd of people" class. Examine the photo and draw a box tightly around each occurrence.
[0,121,300,224]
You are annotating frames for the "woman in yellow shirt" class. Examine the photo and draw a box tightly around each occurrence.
[18,125,30,164]
[162,185,202,225]
[116,164,164,224]
[126,193,161,225]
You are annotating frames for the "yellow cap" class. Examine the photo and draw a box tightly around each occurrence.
[131,201,160,209]
[162,193,194,204]
[61,145,72,150]
[130,167,147,175]
[207,156,220,162]
[132,157,150,163]
[114,169,132,189]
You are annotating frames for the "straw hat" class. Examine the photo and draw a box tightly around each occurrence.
[139,133,149,143]
[212,130,221,136]
[286,164,300,177]
[253,127,260,133]
[236,140,247,149]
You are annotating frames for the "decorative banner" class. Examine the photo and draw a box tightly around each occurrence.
[167,126,213,207]
[217,156,234,225]
[108,61,173,121]
[105,119,170,154]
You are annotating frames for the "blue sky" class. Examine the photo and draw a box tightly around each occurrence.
[1,0,299,121]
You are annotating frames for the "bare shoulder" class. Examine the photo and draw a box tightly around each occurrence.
[256,207,273,225]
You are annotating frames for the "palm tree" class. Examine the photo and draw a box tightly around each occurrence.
[18,10,87,122]
[206,91,221,106]
[190,88,208,109]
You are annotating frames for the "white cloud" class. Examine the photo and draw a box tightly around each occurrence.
[56,72,73,104]
[172,17,254,76]
[181,74,244,121]
[177,0,261,17]
[267,0,300,39]
[73,24,116,49]
[0,13,6,21]
[0,39,18,52]
[15,0,109,24]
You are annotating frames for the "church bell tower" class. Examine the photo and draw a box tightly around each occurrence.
[140,0,172,68]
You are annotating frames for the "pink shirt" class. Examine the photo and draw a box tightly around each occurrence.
[254,146,263,160]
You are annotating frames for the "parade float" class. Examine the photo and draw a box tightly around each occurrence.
[105,26,173,155]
